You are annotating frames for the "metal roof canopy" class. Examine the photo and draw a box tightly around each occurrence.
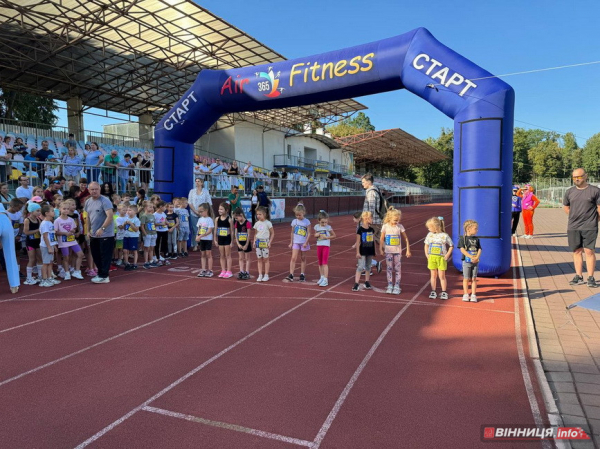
[0,0,366,126]
[286,132,340,150]
[336,129,448,166]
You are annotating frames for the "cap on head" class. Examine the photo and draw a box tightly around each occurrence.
[31,196,43,203]
[27,202,41,213]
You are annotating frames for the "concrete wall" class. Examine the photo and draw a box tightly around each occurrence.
[199,127,235,160]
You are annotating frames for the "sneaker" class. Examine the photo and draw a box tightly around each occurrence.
[149,262,159,268]
[285,273,294,282]
[587,276,598,288]
[256,274,263,282]
[205,270,214,277]
[317,277,324,286]
[24,278,39,285]
[115,259,123,266]
[351,283,360,291]
[49,278,61,285]
[72,270,84,279]
[223,271,233,279]
[569,275,585,285]
[184,252,189,257]
[243,272,251,280]
[429,291,437,299]
[237,271,244,279]
[393,286,401,295]
[86,269,97,277]
[262,274,269,282]
[218,271,225,278]
[69,267,75,273]
[92,277,110,284]
[320,278,328,287]
[170,254,178,260]
[124,264,131,271]
[143,263,151,270]
[64,272,71,281]
[299,273,306,282]
[512,233,518,237]
[58,270,66,279]
[109,264,118,271]
[462,293,470,302]
[440,291,449,300]
[470,294,478,302]
[364,281,372,290]
[19,272,26,279]
[132,265,138,270]
[91,276,102,282]
[386,285,393,294]
[377,260,382,273]
[159,256,166,262]
[39,280,52,287]
[197,270,206,277]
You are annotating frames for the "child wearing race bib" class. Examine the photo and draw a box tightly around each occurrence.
[122,204,141,271]
[233,207,253,280]
[166,203,179,260]
[424,217,453,300]
[140,202,157,269]
[54,201,84,281]
[23,202,43,285]
[314,210,336,287]
[285,204,311,282]
[113,204,127,267]
[352,211,375,291]
[214,202,234,278]
[195,202,215,278]
[174,197,190,258]
[253,206,274,282]
[458,219,482,303]
[380,208,411,295]
[154,201,169,266]
[39,204,61,287]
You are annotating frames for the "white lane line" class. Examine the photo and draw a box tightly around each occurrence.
[311,280,431,448]
[142,406,313,447]
[73,275,354,449]
[0,282,254,387]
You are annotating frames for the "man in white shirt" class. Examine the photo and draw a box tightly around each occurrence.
[15,175,34,202]
[243,161,254,194]
[0,140,10,182]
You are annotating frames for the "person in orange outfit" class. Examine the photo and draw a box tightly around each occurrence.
[521,184,540,239]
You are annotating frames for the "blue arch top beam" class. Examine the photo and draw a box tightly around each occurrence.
[155,27,514,275]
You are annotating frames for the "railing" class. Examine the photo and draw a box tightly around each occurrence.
[528,177,598,208]
[273,154,350,174]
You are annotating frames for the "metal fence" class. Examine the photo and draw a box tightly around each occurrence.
[529,178,597,208]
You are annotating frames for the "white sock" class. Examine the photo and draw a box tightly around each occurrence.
[27,267,33,278]
[37,265,43,276]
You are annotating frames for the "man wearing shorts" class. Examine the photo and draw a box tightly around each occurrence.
[563,168,600,287]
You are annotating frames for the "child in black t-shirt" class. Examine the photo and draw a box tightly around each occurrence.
[233,207,252,279]
[458,219,482,303]
[352,211,376,291]
[165,203,179,259]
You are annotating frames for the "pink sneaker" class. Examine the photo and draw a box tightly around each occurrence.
[223,271,233,278]
[87,269,97,277]
[218,271,225,278]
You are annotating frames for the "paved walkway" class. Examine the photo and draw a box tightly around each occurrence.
[518,208,600,448]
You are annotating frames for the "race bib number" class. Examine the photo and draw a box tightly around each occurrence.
[465,250,477,263]
[198,226,208,236]
[256,239,268,248]
[294,225,307,237]
[62,234,75,242]
[33,231,41,239]
[238,232,248,242]
[318,230,328,239]
[49,232,56,243]
[12,221,20,229]
[428,243,443,255]
[217,227,229,237]
[146,222,156,232]
[362,232,374,243]
[385,235,400,246]
[181,215,188,223]
[124,223,131,231]
[167,220,176,228]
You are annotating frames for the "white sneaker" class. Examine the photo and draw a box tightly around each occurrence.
[386,285,393,294]
[69,267,75,273]
[320,278,328,287]
[262,274,269,282]
[512,233,518,237]
[64,272,71,281]
[92,277,110,284]
[91,276,102,282]
[24,278,39,285]
[317,277,324,286]
[470,294,478,303]
[71,270,84,280]
[58,270,66,279]
[49,278,61,285]
[256,274,263,282]
[392,286,401,295]
[39,280,52,287]
[462,293,470,302]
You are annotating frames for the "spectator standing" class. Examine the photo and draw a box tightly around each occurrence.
[63,146,83,184]
[228,160,240,190]
[85,142,104,183]
[0,138,11,183]
[102,149,120,189]
[138,150,152,192]
[511,185,523,236]
[16,175,34,202]
[35,140,54,182]
[0,183,15,208]
[243,161,254,194]
[43,179,61,203]
[188,177,212,251]
[0,202,20,293]
[65,133,78,150]
[228,185,240,211]
[521,184,540,239]
[563,168,600,288]
[118,153,134,194]
[84,182,114,283]
[79,178,91,204]
[280,167,288,194]
[257,185,271,219]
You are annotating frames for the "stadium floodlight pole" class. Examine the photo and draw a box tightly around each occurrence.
[154,27,514,276]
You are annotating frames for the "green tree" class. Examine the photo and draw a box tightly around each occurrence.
[413,128,453,189]
[328,111,375,137]
[562,132,581,174]
[529,139,563,178]
[0,88,58,128]
[582,133,600,177]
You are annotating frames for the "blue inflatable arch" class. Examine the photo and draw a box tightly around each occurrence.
[155,27,514,276]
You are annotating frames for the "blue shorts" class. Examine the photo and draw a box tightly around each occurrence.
[178,229,190,242]
[123,237,139,251]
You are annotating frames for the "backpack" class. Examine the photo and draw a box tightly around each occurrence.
[375,188,391,220]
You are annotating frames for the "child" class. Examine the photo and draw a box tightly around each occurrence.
[314,210,335,287]
[123,204,141,270]
[285,204,311,282]
[233,207,252,279]
[458,219,481,302]
[140,202,158,269]
[353,211,375,291]
[166,202,179,259]
[114,204,127,266]
[424,216,453,300]
[154,201,169,265]
[214,202,233,278]
[380,207,411,295]
[253,206,274,282]
[66,199,83,275]
[7,198,24,256]
[39,204,61,287]
[174,197,190,257]
[351,210,375,275]
[80,208,96,277]
[54,201,84,280]
[23,202,43,285]
[195,202,214,277]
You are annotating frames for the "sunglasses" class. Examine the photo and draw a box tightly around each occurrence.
[572,176,585,180]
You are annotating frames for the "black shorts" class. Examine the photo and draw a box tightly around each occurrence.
[237,240,252,253]
[199,240,213,251]
[567,229,598,252]
[217,236,232,246]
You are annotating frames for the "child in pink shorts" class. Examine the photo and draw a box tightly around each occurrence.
[314,210,336,287]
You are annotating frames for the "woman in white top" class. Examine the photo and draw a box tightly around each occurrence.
[0,202,20,293]
[188,177,212,251]
[251,188,258,224]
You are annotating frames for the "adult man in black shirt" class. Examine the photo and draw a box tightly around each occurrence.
[563,168,600,287]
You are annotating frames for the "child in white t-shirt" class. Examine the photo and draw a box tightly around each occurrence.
[253,206,274,282]
[39,204,60,287]
[380,208,411,295]
[195,202,214,277]
[122,204,141,270]
[285,204,311,282]
[314,210,335,287]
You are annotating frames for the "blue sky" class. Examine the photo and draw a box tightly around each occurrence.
[59,0,600,146]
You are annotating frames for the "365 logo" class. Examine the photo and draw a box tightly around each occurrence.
[255,67,283,98]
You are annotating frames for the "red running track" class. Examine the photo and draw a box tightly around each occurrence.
[0,204,549,448]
